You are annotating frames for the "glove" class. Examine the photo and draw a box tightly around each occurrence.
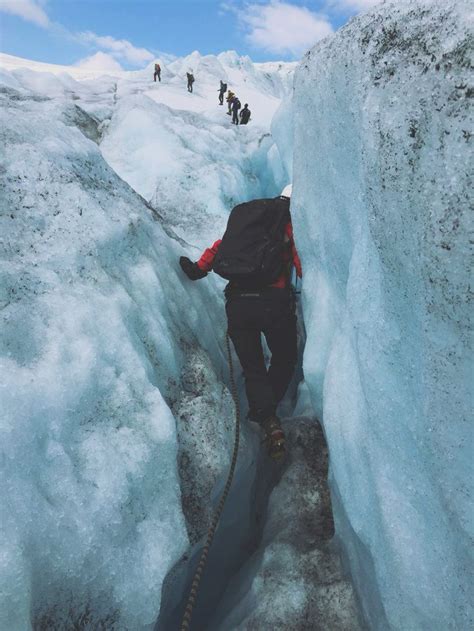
[179,256,207,281]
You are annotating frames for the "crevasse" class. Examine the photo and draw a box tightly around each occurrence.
[1,0,471,626]
[0,49,304,630]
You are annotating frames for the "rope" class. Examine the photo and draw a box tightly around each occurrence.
[180,332,241,631]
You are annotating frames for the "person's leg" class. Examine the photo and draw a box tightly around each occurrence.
[226,297,275,422]
[263,293,298,406]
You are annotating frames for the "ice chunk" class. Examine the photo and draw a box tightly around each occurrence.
[281,1,473,628]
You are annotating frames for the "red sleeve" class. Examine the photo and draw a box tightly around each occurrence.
[285,223,302,278]
[197,239,222,272]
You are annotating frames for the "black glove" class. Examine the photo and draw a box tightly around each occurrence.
[179,256,207,281]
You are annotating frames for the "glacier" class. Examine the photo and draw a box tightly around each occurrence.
[0,50,310,630]
[271,1,472,629]
[1,0,472,627]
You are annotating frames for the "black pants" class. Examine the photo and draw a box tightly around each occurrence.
[154,72,161,82]
[219,91,224,104]
[232,110,239,124]
[188,82,193,93]
[226,288,297,423]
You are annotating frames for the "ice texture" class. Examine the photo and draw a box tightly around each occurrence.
[277,1,472,629]
[0,51,294,629]
[0,92,191,630]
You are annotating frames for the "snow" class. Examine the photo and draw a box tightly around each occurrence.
[0,51,126,80]
[0,50,294,629]
[276,1,473,629]
[1,51,292,249]
[0,92,196,630]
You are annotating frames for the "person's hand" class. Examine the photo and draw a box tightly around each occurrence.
[179,256,208,280]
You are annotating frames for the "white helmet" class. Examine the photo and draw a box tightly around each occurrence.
[281,184,292,198]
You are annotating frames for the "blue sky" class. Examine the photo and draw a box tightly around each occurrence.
[0,0,379,67]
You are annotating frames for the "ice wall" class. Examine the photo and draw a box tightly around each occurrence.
[0,87,231,630]
[0,50,294,630]
[284,1,472,629]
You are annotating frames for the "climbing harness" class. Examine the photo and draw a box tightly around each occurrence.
[180,332,241,631]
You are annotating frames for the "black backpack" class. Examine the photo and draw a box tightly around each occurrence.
[213,197,290,287]
[222,83,228,91]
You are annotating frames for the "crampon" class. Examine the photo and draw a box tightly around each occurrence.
[262,416,286,460]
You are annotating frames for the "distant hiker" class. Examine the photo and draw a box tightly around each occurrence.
[187,72,195,93]
[231,97,241,125]
[226,90,235,114]
[218,80,227,105]
[179,185,301,460]
[239,103,251,125]
[154,63,161,82]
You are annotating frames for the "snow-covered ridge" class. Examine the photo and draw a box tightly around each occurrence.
[1,49,293,247]
[273,0,472,628]
[0,50,295,94]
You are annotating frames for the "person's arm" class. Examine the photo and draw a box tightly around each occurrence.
[179,239,222,280]
[285,223,302,278]
[197,239,221,271]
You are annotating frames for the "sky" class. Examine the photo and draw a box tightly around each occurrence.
[0,0,382,68]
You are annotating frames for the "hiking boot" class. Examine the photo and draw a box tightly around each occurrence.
[262,415,286,461]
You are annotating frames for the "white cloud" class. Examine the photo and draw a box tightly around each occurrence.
[78,31,154,66]
[74,51,123,73]
[235,2,334,57]
[0,1,152,68]
[0,0,49,27]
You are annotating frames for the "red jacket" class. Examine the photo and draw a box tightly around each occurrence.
[197,222,302,288]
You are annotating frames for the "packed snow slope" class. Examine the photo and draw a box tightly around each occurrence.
[0,51,293,630]
[0,51,293,248]
[274,1,472,629]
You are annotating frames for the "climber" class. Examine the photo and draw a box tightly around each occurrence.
[218,80,227,105]
[239,103,251,125]
[231,97,241,125]
[179,185,301,460]
[154,63,161,82]
[226,90,235,115]
[187,71,195,93]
